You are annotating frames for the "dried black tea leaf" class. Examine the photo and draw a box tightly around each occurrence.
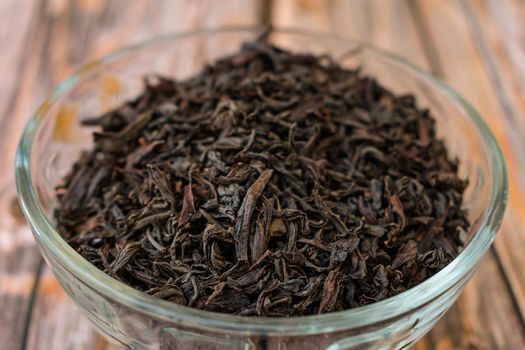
[55,38,469,317]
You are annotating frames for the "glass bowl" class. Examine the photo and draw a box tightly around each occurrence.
[15,28,507,350]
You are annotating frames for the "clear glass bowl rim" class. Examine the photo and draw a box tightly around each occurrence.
[15,27,508,335]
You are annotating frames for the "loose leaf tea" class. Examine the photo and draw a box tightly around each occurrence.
[55,38,469,317]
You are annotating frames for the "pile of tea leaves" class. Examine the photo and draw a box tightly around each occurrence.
[55,39,469,316]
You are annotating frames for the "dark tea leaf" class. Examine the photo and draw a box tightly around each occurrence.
[54,38,469,317]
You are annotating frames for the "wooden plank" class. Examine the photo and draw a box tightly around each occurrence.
[272,0,428,68]
[0,195,42,350]
[462,0,525,171]
[271,0,525,348]
[0,0,39,133]
[332,0,429,69]
[24,268,102,350]
[459,0,525,324]
[14,1,263,349]
[0,1,49,349]
[272,0,334,33]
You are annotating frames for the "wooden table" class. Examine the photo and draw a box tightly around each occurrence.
[1,1,524,349]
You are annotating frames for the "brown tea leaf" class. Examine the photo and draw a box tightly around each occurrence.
[54,40,468,317]
[235,169,273,262]
[179,185,196,227]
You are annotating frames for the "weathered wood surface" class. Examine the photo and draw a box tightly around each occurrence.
[0,1,524,349]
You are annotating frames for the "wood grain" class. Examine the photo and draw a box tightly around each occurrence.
[0,1,48,349]
[1,0,524,349]
[461,0,525,325]
[0,0,39,133]
[25,268,102,350]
